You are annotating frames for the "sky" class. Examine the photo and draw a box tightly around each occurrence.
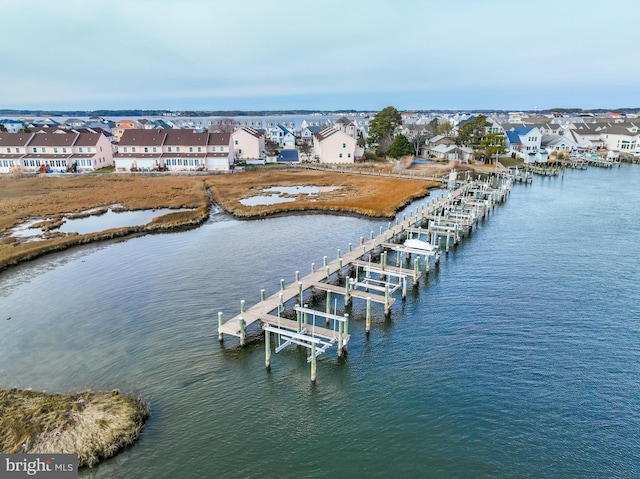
[1,0,639,112]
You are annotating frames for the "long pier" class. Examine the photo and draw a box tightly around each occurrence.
[217,174,513,380]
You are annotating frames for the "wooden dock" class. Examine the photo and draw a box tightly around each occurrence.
[217,174,513,380]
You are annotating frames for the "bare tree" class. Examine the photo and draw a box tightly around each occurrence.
[209,117,238,133]
[299,142,314,162]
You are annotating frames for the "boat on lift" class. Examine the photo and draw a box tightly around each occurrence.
[403,238,436,252]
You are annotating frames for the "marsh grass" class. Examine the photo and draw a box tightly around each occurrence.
[0,169,439,271]
[0,388,150,468]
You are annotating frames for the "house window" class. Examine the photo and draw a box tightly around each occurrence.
[189,147,193,152]
[32,147,37,153]
[234,140,238,145]
[348,153,351,158]
[123,147,128,152]
[339,153,343,158]
[54,147,58,153]
[41,147,45,153]
[5,148,9,153]
[132,147,136,153]
[168,147,172,152]
[87,147,91,152]
[152,147,157,152]
[197,147,201,152]
[79,147,83,153]
[63,148,67,153]
[144,147,148,153]
[343,143,346,148]
[15,148,18,153]
[220,146,225,152]
[211,147,216,152]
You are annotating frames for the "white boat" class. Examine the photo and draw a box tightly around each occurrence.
[404,238,436,252]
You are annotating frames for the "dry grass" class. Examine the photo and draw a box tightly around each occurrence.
[203,169,440,218]
[0,388,150,468]
[0,169,441,271]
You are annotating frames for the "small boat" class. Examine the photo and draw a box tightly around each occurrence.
[404,238,436,252]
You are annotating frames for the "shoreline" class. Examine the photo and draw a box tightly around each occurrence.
[0,388,150,468]
[0,169,442,272]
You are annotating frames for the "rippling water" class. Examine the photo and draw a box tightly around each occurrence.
[1,165,638,478]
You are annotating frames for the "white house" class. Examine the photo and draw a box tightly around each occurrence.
[312,127,357,164]
[540,133,580,154]
[268,124,296,147]
[505,127,542,160]
[596,123,638,153]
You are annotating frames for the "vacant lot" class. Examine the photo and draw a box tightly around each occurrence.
[0,168,440,270]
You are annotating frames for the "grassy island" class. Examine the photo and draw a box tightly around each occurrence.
[0,388,150,468]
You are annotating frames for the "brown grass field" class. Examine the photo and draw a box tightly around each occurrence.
[0,168,443,271]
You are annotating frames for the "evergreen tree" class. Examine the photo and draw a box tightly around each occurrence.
[368,106,402,155]
[388,134,413,158]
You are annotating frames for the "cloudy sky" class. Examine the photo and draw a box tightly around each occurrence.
[2,0,638,111]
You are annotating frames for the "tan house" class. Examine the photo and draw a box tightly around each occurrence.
[0,131,113,173]
[334,117,358,139]
[312,127,357,164]
[113,119,140,142]
[115,129,233,172]
[231,127,265,160]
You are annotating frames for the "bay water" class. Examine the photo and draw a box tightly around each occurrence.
[0,165,638,478]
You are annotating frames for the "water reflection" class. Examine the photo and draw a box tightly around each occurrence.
[7,208,189,238]
[240,185,342,206]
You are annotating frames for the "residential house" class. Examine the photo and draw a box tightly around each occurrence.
[504,127,542,160]
[595,123,638,153]
[312,127,357,164]
[0,131,114,173]
[421,135,454,157]
[268,124,296,147]
[0,132,31,173]
[115,129,233,172]
[540,133,580,154]
[429,144,474,162]
[231,127,265,160]
[0,119,26,132]
[334,117,358,139]
[113,119,140,142]
[566,124,605,150]
[300,125,322,144]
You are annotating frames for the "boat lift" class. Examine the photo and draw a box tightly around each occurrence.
[263,304,349,381]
